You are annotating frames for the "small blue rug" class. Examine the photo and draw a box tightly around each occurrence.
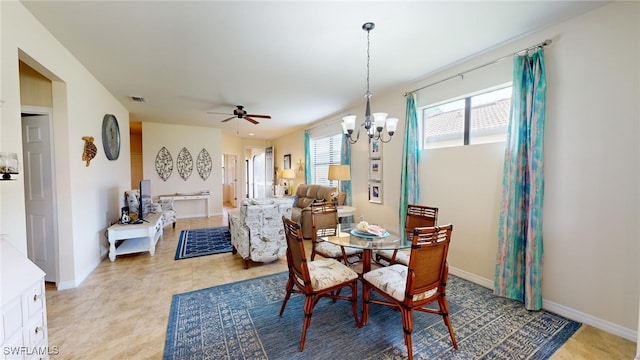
[163,272,581,359]
[174,227,233,260]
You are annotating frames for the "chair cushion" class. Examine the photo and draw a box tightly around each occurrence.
[363,264,437,302]
[316,241,362,258]
[159,199,175,211]
[308,258,358,291]
[376,249,410,265]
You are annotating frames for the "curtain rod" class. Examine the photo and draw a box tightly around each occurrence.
[403,39,552,97]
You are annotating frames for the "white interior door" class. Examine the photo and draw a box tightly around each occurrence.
[265,146,274,198]
[252,152,266,198]
[228,155,237,207]
[21,112,57,282]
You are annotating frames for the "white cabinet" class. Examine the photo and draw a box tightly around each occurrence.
[1,239,49,360]
[107,212,163,261]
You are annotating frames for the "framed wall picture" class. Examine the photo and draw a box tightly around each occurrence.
[284,154,291,169]
[369,182,382,204]
[369,159,382,181]
[369,139,382,159]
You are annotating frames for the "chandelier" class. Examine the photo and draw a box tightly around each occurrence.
[341,22,398,144]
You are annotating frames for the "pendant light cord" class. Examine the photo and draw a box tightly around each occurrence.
[366,29,371,98]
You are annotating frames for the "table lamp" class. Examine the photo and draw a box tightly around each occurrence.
[328,165,350,205]
[281,169,296,195]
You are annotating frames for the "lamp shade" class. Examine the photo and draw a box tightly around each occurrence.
[281,169,296,180]
[328,165,351,181]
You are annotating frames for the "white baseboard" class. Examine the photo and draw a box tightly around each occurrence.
[449,266,494,289]
[56,250,107,290]
[56,280,76,290]
[448,265,638,343]
[543,299,637,342]
[176,212,222,219]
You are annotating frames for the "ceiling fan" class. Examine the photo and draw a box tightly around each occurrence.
[207,105,271,124]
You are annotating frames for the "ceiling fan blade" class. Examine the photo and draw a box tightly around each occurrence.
[246,114,271,119]
[221,116,235,122]
[244,117,260,124]
[207,111,233,115]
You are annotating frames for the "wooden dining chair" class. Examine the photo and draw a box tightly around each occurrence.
[310,202,362,265]
[279,216,361,352]
[375,204,438,265]
[362,224,457,360]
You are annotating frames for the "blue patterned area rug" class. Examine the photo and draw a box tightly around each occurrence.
[174,227,233,260]
[163,272,581,359]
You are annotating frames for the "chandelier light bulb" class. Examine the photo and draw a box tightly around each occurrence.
[373,112,387,132]
[342,115,357,133]
[386,118,398,135]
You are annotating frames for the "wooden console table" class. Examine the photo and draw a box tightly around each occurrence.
[107,212,163,261]
[159,192,211,217]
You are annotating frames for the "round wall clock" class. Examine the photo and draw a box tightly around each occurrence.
[101,114,121,160]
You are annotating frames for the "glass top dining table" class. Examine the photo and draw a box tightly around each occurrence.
[323,223,411,274]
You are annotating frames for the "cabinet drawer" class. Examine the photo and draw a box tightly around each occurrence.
[22,283,44,320]
[23,314,46,350]
[2,298,23,342]
[2,329,25,360]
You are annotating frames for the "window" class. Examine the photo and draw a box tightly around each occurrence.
[221,155,225,184]
[311,133,342,186]
[423,85,511,149]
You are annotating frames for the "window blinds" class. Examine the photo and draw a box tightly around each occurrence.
[311,133,342,186]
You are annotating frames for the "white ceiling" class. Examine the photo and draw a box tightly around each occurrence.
[21,1,606,139]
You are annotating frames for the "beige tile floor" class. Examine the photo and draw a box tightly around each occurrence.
[45,207,636,359]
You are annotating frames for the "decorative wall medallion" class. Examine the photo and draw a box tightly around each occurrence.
[196,148,212,180]
[176,147,193,181]
[101,114,121,160]
[155,146,173,181]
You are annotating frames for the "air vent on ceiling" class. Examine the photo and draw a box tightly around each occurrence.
[129,96,146,103]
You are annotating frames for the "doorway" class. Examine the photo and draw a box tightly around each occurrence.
[244,146,273,199]
[222,154,238,207]
[21,106,58,283]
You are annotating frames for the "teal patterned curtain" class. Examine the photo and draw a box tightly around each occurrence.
[304,130,312,185]
[399,94,420,232]
[494,48,546,310]
[341,134,352,205]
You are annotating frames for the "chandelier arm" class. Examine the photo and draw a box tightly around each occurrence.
[346,127,361,144]
[378,131,394,143]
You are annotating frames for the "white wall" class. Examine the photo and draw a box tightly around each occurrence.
[407,1,639,339]
[1,2,131,288]
[142,122,222,218]
[275,1,639,341]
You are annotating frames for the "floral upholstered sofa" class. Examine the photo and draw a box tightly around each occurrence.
[228,197,294,269]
